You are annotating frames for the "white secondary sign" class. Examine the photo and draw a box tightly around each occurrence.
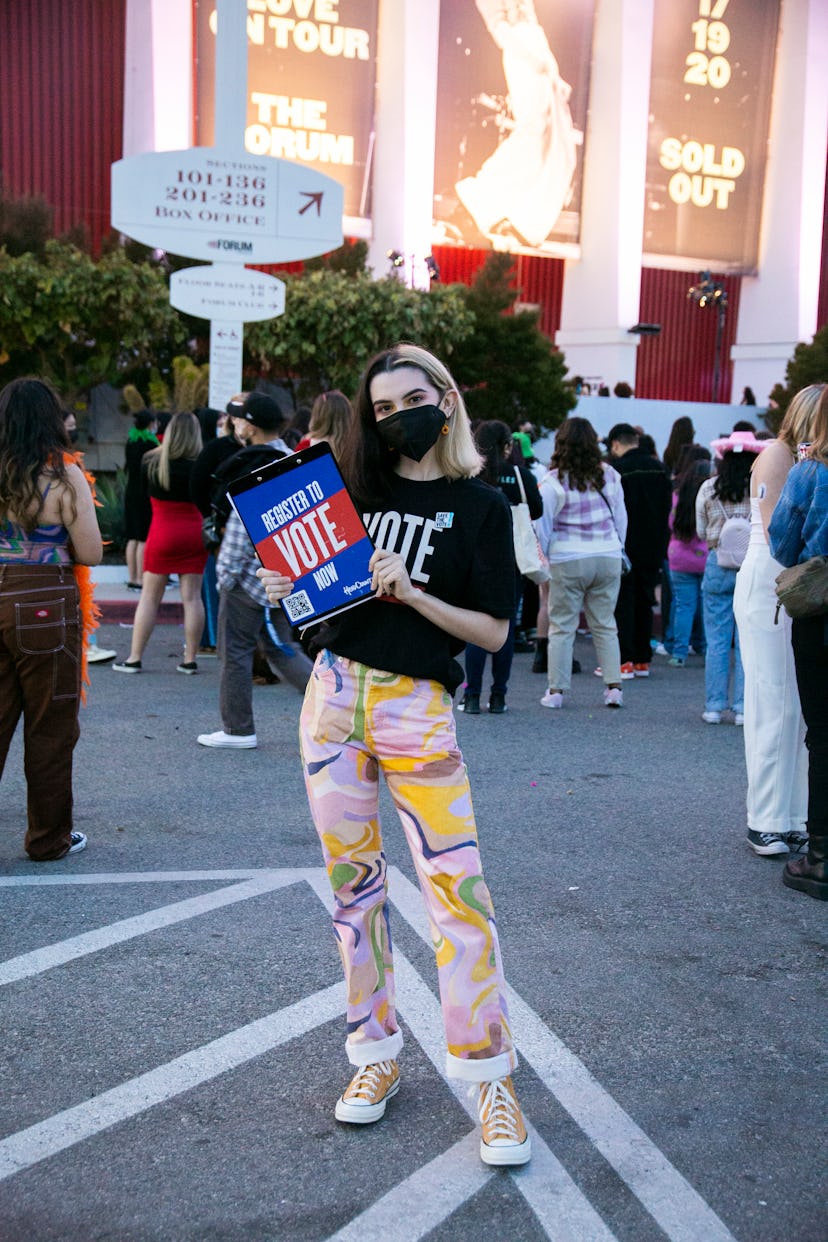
[208,322,245,412]
[170,265,285,321]
[111,146,343,263]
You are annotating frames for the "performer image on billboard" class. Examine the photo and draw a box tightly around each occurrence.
[454,0,579,248]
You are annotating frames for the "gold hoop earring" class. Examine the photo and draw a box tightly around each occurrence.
[440,424,449,436]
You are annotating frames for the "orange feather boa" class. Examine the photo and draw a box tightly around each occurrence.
[64,451,101,702]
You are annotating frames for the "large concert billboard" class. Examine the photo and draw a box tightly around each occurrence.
[432,0,595,259]
[643,0,780,272]
[194,1,379,231]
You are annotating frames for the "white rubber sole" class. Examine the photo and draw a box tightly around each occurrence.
[334,1077,400,1124]
[196,732,257,749]
[480,1134,532,1166]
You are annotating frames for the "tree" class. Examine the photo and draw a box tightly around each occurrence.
[244,270,475,396]
[0,240,187,408]
[767,326,828,433]
[448,253,575,430]
[0,187,53,256]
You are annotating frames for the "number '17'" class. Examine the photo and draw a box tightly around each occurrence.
[699,0,729,17]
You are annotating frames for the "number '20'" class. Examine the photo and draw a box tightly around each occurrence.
[684,52,731,88]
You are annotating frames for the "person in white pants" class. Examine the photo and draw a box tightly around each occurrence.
[733,385,824,857]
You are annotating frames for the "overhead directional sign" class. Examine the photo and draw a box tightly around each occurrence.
[111,146,344,263]
[169,265,285,322]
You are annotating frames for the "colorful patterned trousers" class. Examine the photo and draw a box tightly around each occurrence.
[300,650,517,1083]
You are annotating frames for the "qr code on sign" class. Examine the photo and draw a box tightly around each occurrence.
[282,591,314,623]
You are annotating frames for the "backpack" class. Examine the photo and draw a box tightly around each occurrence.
[715,501,750,569]
[208,444,287,546]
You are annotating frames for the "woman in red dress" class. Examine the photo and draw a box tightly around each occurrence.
[113,412,207,674]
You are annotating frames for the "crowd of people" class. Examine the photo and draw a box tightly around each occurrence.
[2,360,826,1168]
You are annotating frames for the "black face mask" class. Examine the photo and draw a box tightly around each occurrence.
[375,405,447,461]
[67,429,79,445]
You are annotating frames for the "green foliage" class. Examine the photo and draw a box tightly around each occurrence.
[767,326,828,434]
[245,270,475,396]
[0,189,54,256]
[145,356,210,413]
[448,253,576,430]
[94,469,127,554]
[121,384,147,413]
[304,238,369,276]
[0,240,187,407]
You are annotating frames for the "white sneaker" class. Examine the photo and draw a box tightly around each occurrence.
[65,831,87,855]
[603,687,623,708]
[702,710,722,724]
[540,690,563,708]
[197,730,257,749]
[86,646,116,663]
[653,643,670,657]
[733,713,744,726]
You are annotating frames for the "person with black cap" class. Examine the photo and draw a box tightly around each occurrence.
[197,392,313,749]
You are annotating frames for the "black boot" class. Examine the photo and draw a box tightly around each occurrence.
[532,638,548,674]
[782,833,828,901]
[459,692,480,715]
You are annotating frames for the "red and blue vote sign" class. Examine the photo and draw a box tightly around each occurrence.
[228,446,375,627]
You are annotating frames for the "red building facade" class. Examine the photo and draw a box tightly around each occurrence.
[1,0,825,404]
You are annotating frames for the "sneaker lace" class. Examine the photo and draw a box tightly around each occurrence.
[349,1060,394,1100]
[476,1078,522,1143]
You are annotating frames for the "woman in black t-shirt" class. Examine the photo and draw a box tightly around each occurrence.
[461,419,543,714]
[259,344,530,1167]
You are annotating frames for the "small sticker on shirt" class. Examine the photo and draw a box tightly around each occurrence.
[434,512,454,529]
[757,483,767,500]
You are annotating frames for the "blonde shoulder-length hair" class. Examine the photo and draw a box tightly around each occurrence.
[806,384,828,466]
[343,343,482,506]
[308,389,355,460]
[145,411,203,491]
[777,383,826,455]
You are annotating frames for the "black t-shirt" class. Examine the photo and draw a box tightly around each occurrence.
[312,474,516,693]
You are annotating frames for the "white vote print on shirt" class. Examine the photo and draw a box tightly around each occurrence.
[363,510,444,585]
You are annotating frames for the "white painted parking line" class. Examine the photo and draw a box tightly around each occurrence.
[507,993,737,1242]
[325,1132,491,1242]
[0,872,302,986]
[392,950,619,1242]
[307,871,617,1242]
[0,868,310,887]
[0,981,344,1183]
[386,867,738,1242]
[0,866,737,1242]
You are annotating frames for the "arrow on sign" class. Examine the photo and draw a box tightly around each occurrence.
[298,191,324,217]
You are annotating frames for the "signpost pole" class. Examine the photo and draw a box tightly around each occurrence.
[209,0,248,410]
[111,0,344,413]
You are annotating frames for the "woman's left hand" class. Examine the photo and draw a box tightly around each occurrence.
[370,548,415,603]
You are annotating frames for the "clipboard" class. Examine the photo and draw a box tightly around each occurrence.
[226,442,376,629]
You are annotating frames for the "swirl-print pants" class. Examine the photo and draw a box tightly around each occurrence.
[300,651,517,1083]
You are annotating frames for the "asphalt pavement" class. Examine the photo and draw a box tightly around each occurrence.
[0,606,825,1242]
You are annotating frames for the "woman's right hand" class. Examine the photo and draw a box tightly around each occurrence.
[256,567,294,603]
